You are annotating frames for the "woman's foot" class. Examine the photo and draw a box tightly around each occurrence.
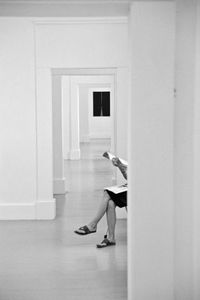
[96,236,116,248]
[74,225,96,235]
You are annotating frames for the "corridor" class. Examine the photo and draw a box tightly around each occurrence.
[0,139,127,300]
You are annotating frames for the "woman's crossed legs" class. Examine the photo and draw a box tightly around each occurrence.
[74,191,116,246]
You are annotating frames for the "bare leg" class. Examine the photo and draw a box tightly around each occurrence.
[106,200,116,242]
[87,191,111,231]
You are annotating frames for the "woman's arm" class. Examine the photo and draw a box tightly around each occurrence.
[112,157,127,180]
[118,163,127,180]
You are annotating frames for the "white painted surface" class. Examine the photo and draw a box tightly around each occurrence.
[174,1,199,299]
[0,19,56,219]
[1,5,200,300]
[69,77,81,160]
[36,68,53,201]
[0,19,37,206]
[128,2,175,300]
[36,68,56,216]
[0,3,129,18]
[194,3,200,300]
[35,200,56,220]
[62,76,71,159]
[52,74,67,194]
[62,74,119,159]
[116,68,128,168]
[35,19,128,69]
[79,86,90,142]
[0,17,128,220]
[88,87,112,139]
[35,18,129,165]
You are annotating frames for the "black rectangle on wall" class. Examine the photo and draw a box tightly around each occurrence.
[93,91,110,117]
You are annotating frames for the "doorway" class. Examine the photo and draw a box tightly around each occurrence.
[52,69,127,299]
[61,73,116,162]
[52,69,117,195]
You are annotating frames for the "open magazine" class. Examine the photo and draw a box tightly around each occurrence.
[103,152,128,194]
[102,151,128,167]
[104,183,127,194]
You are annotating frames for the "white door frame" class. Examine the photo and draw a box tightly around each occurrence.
[58,70,117,162]
[88,86,113,144]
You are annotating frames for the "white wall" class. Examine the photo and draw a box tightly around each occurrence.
[35,18,129,162]
[0,17,128,219]
[35,19,129,197]
[62,74,121,160]
[129,2,175,300]
[79,85,112,141]
[35,19,128,69]
[194,3,200,299]
[79,86,90,142]
[62,76,70,160]
[174,0,199,299]
[0,19,37,219]
[52,74,66,194]
[0,3,129,18]
[88,87,112,139]
[116,68,129,163]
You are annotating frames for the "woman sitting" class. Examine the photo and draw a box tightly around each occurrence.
[74,157,127,248]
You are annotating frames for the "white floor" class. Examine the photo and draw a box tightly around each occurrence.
[0,139,127,300]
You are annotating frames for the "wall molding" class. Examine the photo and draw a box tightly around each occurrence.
[33,16,128,25]
[35,199,56,219]
[0,199,56,220]
[90,133,111,139]
[0,0,130,3]
[52,68,118,76]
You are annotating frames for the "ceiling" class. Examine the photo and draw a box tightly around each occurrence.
[0,0,130,2]
[0,0,174,17]
[0,0,132,17]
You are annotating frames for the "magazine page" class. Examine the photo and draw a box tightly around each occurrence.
[102,152,128,166]
[104,184,128,194]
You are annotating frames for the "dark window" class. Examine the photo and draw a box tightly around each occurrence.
[93,91,110,117]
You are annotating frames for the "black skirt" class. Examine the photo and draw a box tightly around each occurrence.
[105,190,127,208]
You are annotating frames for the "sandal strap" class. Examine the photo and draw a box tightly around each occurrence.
[79,225,90,234]
[100,238,113,246]
[101,238,109,245]
[96,237,116,248]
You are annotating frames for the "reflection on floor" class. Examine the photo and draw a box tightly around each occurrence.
[0,139,127,300]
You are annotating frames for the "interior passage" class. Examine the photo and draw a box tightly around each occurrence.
[0,139,127,300]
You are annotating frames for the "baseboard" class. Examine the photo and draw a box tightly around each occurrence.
[64,152,70,160]
[0,199,56,220]
[53,177,67,195]
[70,149,80,160]
[0,202,35,220]
[90,134,111,139]
[35,199,56,220]
[64,149,81,160]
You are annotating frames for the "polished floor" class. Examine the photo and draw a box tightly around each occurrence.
[0,139,127,300]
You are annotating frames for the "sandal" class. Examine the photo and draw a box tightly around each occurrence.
[74,225,96,235]
[96,236,116,248]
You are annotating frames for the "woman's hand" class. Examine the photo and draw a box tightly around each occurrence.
[112,157,127,179]
[112,157,121,167]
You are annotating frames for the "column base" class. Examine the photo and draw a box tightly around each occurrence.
[53,177,68,195]
[80,135,90,143]
[70,149,80,160]
[0,199,56,220]
[36,199,56,220]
